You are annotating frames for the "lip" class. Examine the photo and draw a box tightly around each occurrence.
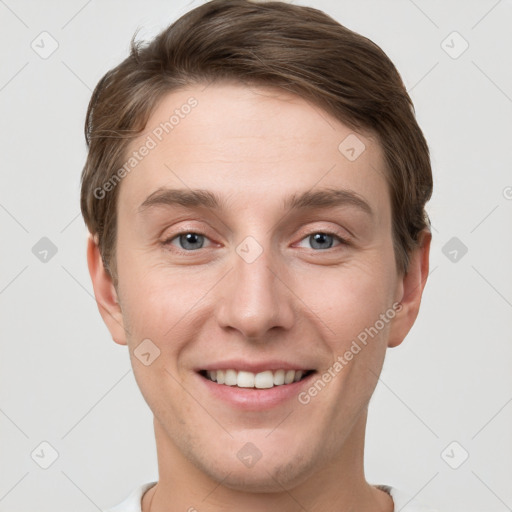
[195,369,317,411]
[196,359,313,373]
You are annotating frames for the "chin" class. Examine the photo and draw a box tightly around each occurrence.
[194,447,318,493]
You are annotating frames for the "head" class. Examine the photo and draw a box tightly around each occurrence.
[82,0,432,493]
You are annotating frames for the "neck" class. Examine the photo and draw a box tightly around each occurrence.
[143,411,393,512]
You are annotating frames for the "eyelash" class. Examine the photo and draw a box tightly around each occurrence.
[161,230,350,254]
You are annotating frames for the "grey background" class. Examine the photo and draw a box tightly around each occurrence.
[1,0,511,511]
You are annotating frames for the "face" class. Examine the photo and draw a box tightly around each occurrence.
[89,82,429,492]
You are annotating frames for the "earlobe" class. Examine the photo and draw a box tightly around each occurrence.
[387,230,431,348]
[86,234,127,345]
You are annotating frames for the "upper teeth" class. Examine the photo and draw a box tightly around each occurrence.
[205,369,305,388]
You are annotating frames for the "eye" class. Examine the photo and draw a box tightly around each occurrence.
[164,232,212,251]
[162,230,348,253]
[296,232,347,250]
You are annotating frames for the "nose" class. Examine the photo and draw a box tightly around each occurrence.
[215,239,295,342]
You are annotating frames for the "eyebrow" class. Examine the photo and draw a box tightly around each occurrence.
[138,187,373,217]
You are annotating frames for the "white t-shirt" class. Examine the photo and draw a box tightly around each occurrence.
[103,481,439,511]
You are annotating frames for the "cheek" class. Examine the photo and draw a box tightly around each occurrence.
[116,253,221,377]
[296,261,396,342]
[119,274,193,342]
[117,242,187,329]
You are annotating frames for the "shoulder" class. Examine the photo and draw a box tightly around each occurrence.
[103,481,157,512]
[378,484,440,512]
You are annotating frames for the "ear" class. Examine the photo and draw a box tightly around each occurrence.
[86,233,127,345]
[387,230,431,348]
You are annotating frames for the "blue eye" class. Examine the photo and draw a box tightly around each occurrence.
[297,232,345,250]
[166,232,209,251]
[163,230,347,254]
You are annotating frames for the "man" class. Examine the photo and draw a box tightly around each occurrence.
[81,1,436,510]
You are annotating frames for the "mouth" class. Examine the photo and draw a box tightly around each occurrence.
[198,368,316,389]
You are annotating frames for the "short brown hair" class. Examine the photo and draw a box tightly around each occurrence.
[80,0,432,286]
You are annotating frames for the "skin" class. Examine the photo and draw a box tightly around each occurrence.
[87,82,431,512]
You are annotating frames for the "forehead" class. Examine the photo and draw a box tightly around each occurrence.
[118,82,390,219]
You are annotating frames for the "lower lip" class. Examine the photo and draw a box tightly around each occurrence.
[196,372,316,411]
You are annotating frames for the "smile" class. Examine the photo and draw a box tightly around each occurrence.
[199,369,315,389]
